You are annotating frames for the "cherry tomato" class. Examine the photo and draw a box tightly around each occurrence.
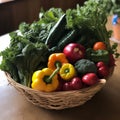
[93,42,107,51]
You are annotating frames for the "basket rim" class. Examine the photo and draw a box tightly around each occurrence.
[5,71,106,95]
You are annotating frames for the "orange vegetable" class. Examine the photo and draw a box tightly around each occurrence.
[93,42,107,51]
[48,53,68,70]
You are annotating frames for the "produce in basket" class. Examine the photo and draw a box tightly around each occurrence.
[0,0,120,110]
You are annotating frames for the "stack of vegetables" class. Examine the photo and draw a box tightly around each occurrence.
[0,0,119,92]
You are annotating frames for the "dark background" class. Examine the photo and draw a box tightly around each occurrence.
[0,0,85,35]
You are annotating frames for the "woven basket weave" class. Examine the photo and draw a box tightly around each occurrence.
[5,72,108,110]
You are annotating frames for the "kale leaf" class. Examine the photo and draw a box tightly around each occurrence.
[19,8,64,43]
[0,32,49,87]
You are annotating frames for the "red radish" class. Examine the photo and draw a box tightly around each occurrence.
[98,66,109,78]
[56,77,64,91]
[82,73,99,86]
[63,77,83,91]
[70,77,83,90]
[96,61,110,78]
[63,82,71,91]
[96,61,106,68]
[63,43,85,63]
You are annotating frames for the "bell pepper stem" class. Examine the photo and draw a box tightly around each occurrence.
[48,67,60,81]
[45,63,61,83]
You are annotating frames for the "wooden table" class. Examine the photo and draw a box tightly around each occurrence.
[0,33,120,120]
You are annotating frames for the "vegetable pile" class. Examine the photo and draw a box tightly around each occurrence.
[0,0,119,92]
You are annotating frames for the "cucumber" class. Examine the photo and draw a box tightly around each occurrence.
[45,14,67,48]
[57,29,80,51]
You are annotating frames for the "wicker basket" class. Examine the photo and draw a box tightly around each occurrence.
[5,72,109,110]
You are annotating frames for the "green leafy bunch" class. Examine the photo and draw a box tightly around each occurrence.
[0,32,49,87]
[0,8,64,87]
[19,8,64,43]
[66,0,111,50]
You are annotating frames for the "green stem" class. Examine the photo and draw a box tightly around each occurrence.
[45,63,61,84]
[47,67,60,82]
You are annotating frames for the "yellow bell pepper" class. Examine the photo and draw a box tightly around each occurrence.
[31,68,59,92]
[48,53,68,70]
[32,70,41,82]
[59,63,76,81]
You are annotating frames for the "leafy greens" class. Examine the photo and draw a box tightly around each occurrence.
[0,1,119,87]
